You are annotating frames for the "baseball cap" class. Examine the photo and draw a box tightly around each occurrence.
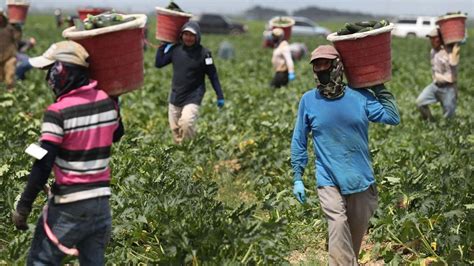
[426,28,439,38]
[310,45,339,63]
[182,26,197,35]
[29,41,89,68]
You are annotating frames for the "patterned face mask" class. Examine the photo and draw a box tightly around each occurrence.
[45,61,89,99]
[314,58,345,99]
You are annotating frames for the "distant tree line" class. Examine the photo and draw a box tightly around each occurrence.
[243,5,383,22]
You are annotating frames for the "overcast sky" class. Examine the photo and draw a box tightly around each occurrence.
[6,0,474,19]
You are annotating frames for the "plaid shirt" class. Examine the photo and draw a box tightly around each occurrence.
[431,48,458,84]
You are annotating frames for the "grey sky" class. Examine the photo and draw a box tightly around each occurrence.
[8,0,474,19]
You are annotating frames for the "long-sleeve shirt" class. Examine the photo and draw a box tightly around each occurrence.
[290,86,400,195]
[17,81,122,214]
[271,40,294,73]
[431,47,459,84]
[154,21,224,107]
[155,44,224,107]
[0,22,21,62]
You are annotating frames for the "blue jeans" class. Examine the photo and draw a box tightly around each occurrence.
[416,82,457,118]
[27,197,111,265]
[16,53,33,80]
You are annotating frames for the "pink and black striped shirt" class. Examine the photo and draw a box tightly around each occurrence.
[40,80,119,185]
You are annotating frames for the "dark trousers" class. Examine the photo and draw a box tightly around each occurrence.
[270,71,288,88]
[28,197,111,265]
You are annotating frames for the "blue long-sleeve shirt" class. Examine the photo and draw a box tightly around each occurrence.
[290,85,400,195]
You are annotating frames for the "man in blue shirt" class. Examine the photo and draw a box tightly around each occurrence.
[290,45,400,265]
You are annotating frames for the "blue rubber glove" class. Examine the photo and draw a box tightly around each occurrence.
[288,72,296,81]
[217,99,225,108]
[164,43,174,54]
[293,180,306,204]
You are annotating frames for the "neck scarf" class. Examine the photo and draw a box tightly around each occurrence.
[315,59,345,99]
[46,61,89,99]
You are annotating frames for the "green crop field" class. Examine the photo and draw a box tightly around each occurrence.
[0,16,473,264]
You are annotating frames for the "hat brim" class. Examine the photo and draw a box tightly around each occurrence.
[29,56,55,68]
[310,54,338,63]
[182,27,197,35]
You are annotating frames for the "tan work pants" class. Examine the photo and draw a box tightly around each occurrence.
[0,57,17,90]
[318,184,378,266]
[168,103,200,144]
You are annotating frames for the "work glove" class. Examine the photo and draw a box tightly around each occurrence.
[12,209,29,231]
[459,34,467,45]
[164,43,174,54]
[217,99,225,108]
[293,180,306,204]
[288,72,296,81]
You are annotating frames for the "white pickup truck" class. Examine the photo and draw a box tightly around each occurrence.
[391,16,437,38]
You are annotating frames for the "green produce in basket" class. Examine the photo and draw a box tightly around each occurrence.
[357,27,374,33]
[82,12,135,30]
[336,28,351,35]
[272,17,293,26]
[373,19,389,29]
[446,11,463,15]
[355,20,377,27]
[84,21,94,30]
[344,23,364,33]
[336,19,390,35]
[166,1,184,12]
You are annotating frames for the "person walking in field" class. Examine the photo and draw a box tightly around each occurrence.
[290,45,400,265]
[270,27,295,88]
[155,21,225,144]
[15,36,36,80]
[12,41,124,264]
[0,10,22,91]
[416,28,461,121]
[289,42,308,62]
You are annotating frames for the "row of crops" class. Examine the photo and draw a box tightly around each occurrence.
[0,16,473,264]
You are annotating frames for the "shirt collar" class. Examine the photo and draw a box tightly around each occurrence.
[57,80,98,101]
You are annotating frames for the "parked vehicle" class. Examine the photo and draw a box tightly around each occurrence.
[291,17,331,37]
[392,16,436,38]
[193,14,247,34]
[266,16,330,37]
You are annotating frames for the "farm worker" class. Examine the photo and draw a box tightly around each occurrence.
[11,21,36,81]
[290,45,400,265]
[11,41,124,264]
[218,40,235,60]
[270,27,295,88]
[289,42,308,61]
[15,36,36,80]
[416,28,461,120]
[54,8,63,28]
[262,30,273,48]
[155,21,225,144]
[0,10,21,91]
